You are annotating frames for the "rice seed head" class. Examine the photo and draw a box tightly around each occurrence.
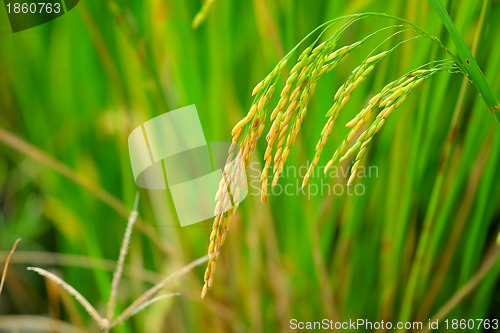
[204,19,456,296]
[261,177,268,204]
[338,68,444,187]
[301,170,311,189]
[324,159,334,174]
[366,50,389,64]
[346,117,360,128]
[339,140,362,163]
[261,157,272,180]
[258,95,267,111]
[231,117,250,136]
[347,169,357,186]
[312,41,326,54]
[282,147,290,163]
[271,172,280,186]
[273,147,283,168]
[298,45,313,61]
[252,80,264,96]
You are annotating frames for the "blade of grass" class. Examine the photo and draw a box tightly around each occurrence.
[27,267,108,328]
[428,0,500,122]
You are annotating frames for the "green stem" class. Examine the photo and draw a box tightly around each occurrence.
[428,0,500,123]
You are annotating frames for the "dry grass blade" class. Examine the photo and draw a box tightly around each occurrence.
[27,267,108,328]
[0,315,86,333]
[112,253,215,326]
[0,238,21,296]
[107,192,140,322]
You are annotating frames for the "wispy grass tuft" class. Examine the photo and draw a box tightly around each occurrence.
[27,266,108,329]
[27,194,213,331]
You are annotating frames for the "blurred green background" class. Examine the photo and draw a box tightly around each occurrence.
[1,0,500,332]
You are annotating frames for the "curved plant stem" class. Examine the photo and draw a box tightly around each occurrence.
[27,267,108,328]
[428,0,500,123]
[107,192,140,326]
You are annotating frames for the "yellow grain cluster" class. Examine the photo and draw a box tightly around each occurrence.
[201,57,289,298]
[325,67,437,185]
[261,41,365,201]
[303,51,389,188]
[202,150,245,298]
[201,24,450,297]
[202,40,369,296]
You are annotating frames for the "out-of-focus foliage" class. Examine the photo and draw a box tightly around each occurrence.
[0,0,499,332]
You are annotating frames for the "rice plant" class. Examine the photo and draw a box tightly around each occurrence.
[202,11,498,301]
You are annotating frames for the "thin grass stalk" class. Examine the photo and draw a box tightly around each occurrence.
[127,293,180,316]
[105,0,168,112]
[107,192,140,325]
[27,267,108,328]
[385,37,445,319]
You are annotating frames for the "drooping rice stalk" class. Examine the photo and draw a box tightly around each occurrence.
[201,12,475,298]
